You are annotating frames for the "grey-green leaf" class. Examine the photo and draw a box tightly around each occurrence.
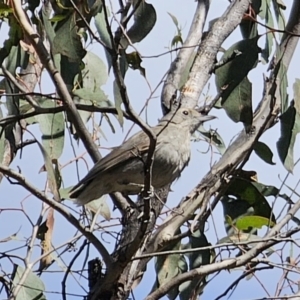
[12,264,46,300]
[254,141,276,165]
[35,99,65,160]
[277,101,300,173]
[121,1,156,48]
[53,14,86,62]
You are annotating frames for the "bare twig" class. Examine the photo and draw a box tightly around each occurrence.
[0,165,112,268]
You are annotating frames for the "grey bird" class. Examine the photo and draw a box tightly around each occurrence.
[69,108,215,205]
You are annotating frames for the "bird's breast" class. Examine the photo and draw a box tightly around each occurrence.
[151,134,191,188]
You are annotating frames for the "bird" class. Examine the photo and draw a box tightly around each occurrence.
[69,107,215,205]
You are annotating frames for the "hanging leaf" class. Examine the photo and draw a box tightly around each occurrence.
[259,0,274,63]
[53,13,86,62]
[239,0,261,39]
[37,140,61,201]
[179,230,211,299]
[0,107,6,164]
[167,12,183,48]
[154,231,183,300]
[113,80,124,127]
[277,101,300,173]
[215,37,260,102]
[254,141,276,165]
[215,37,260,128]
[94,7,113,70]
[222,77,253,129]
[81,51,108,88]
[12,265,46,300]
[272,0,286,35]
[35,99,65,160]
[125,1,157,46]
[278,54,289,113]
[293,78,300,113]
[222,177,276,234]
[167,12,179,27]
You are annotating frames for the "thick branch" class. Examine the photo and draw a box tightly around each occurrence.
[181,0,251,108]
[161,0,211,112]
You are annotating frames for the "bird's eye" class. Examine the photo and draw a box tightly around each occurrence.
[182,110,189,115]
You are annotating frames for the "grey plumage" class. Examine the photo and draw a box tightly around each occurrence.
[69,108,215,205]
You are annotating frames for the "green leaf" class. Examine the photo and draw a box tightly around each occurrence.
[236,215,275,231]
[254,141,276,165]
[0,18,24,67]
[215,37,260,102]
[121,1,156,48]
[272,0,286,35]
[35,99,65,160]
[73,88,111,105]
[0,107,6,164]
[215,37,260,127]
[278,58,289,114]
[259,0,274,63]
[49,14,68,22]
[82,51,108,88]
[171,34,183,48]
[222,178,276,234]
[222,77,253,128]
[252,181,294,205]
[19,100,36,125]
[113,80,124,127]
[293,78,300,113]
[94,7,113,70]
[37,140,60,201]
[0,3,13,16]
[12,265,46,300]
[277,101,300,173]
[239,0,261,39]
[251,181,279,197]
[53,13,86,62]
[155,232,182,300]
[179,230,211,299]
[41,4,56,45]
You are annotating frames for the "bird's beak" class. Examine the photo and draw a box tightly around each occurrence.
[200,114,216,122]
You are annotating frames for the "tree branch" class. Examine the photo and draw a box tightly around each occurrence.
[181,0,251,108]
[161,0,211,112]
[136,0,300,286]
[0,165,112,268]
[145,198,300,300]
[11,0,101,163]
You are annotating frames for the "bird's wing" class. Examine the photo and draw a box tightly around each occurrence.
[70,131,150,193]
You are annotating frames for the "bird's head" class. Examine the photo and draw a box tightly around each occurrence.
[160,107,216,133]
